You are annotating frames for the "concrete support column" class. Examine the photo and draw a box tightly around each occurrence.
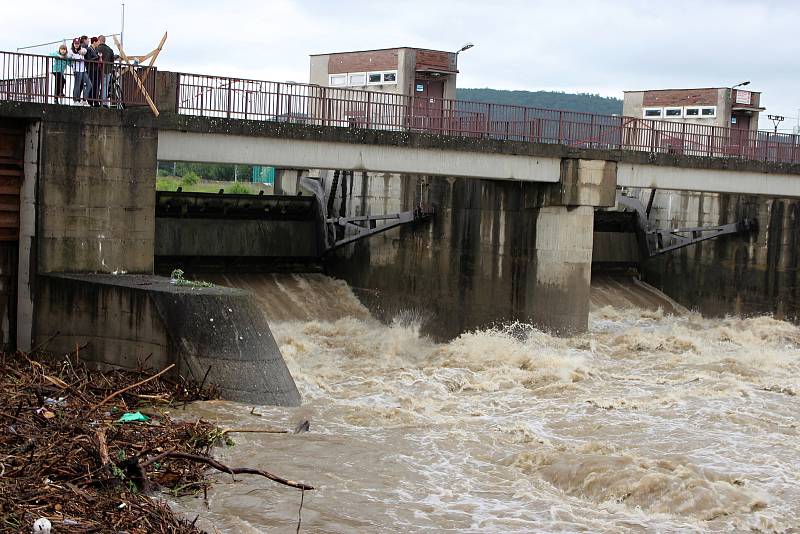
[274,168,301,195]
[526,205,594,333]
[327,158,616,339]
[17,121,39,351]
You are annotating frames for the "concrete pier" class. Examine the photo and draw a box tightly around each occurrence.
[326,163,613,338]
[639,189,800,322]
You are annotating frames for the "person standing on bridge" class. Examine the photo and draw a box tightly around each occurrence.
[95,36,116,107]
[68,38,91,105]
[49,44,69,104]
[85,37,101,107]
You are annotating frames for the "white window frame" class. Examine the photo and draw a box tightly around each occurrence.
[643,107,662,118]
[348,72,367,86]
[329,74,347,87]
[366,70,398,86]
[700,106,717,118]
[366,71,384,85]
[684,106,701,117]
[663,107,683,118]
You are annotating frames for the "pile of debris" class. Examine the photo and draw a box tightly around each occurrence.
[0,353,312,533]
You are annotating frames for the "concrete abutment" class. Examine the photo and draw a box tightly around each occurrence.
[1,104,300,406]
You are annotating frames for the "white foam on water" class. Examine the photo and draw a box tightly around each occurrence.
[170,274,800,533]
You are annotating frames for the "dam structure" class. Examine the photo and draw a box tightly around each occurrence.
[1,49,800,398]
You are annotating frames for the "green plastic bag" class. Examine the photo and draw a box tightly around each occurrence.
[116,411,150,423]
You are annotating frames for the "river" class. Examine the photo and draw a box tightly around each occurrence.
[172,273,800,533]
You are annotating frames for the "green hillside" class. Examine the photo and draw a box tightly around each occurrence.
[456,88,623,116]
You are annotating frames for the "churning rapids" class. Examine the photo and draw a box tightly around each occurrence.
[172,273,800,533]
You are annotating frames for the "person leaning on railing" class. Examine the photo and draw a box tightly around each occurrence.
[49,44,69,104]
[68,37,91,105]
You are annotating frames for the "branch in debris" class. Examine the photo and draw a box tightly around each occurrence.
[141,450,315,491]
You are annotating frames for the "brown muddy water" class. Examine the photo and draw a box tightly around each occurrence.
[171,274,800,533]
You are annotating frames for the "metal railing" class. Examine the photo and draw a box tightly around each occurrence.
[0,50,156,108]
[174,71,800,165]
[2,50,799,165]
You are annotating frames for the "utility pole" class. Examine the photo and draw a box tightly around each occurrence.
[768,114,785,134]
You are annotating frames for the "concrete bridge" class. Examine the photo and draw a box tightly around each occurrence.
[2,54,800,402]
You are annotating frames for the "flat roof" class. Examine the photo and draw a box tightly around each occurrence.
[310,47,452,56]
[624,87,760,94]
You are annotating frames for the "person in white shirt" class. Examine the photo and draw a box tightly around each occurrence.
[68,37,92,105]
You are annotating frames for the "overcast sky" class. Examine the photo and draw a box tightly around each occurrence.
[2,0,798,130]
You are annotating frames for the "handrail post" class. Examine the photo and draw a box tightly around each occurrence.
[275,82,281,120]
[485,103,492,138]
[322,86,328,127]
[523,107,529,142]
[226,80,232,118]
[558,110,563,143]
[681,122,686,155]
[44,56,50,104]
[366,90,372,128]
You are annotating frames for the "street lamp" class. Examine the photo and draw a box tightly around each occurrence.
[456,43,474,55]
[732,81,750,89]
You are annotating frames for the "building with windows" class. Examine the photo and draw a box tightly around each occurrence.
[622,87,764,133]
[309,47,459,100]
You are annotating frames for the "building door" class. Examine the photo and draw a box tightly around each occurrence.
[0,121,23,350]
[730,112,751,155]
[412,79,445,131]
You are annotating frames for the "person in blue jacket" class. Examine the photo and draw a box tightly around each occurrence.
[49,44,69,103]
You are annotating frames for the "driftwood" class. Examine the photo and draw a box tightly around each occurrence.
[141,450,315,491]
[86,363,175,414]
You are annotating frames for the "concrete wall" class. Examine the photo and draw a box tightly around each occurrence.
[326,173,595,338]
[34,274,301,406]
[155,218,321,258]
[37,108,157,274]
[639,188,800,321]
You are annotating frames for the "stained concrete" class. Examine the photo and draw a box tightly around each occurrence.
[155,218,321,258]
[326,174,594,338]
[36,107,157,274]
[35,274,301,406]
[639,189,800,322]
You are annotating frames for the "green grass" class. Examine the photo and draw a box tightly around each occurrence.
[156,176,269,195]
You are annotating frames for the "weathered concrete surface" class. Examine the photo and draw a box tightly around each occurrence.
[638,189,800,322]
[32,105,158,273]
[552,159,617,207]
[326,174,594,338]
[617,163,800,197]
[158,129,563,183]
[34,274,301,406]
[155,218,321,258]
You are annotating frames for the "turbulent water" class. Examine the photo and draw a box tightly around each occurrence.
[172,274,800,533]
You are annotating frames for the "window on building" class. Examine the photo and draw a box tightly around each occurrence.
[643,108,662,118]
[329,74,347,87]
[368,72,383,84]
[348,72,367,86]
[664,107,682,118]
[701,107,716,117]
[382,72,397,83]
[685,107,700,116]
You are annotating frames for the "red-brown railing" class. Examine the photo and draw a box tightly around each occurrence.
[0,50,156,108]
[2,50,799,165]
[174,71,800,165]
